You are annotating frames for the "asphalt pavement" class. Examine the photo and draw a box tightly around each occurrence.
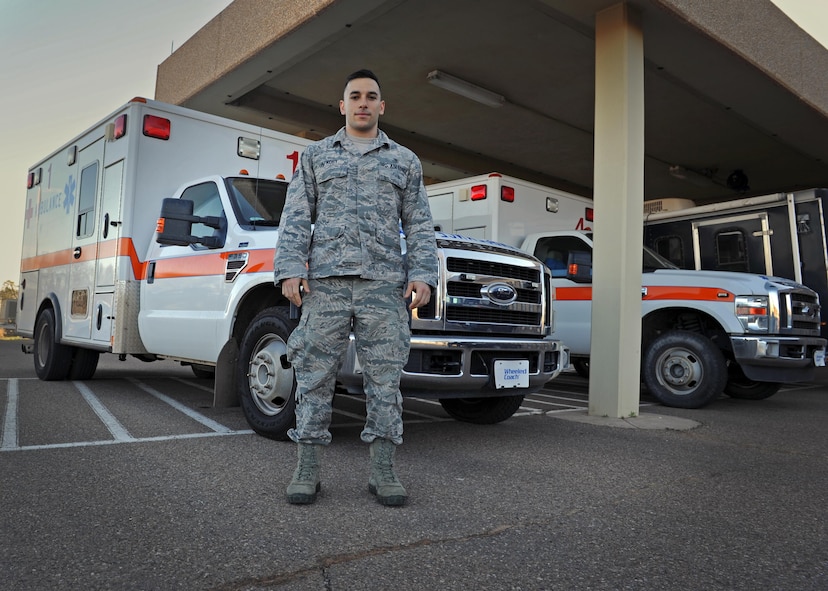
[1,337,826,590]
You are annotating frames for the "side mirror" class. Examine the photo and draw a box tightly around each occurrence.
[567,250,593,283]
[156,198,223,248]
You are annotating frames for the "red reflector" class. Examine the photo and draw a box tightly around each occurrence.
[143,115,170,140]
[470,184,487,201]
[156,218,166,233]
[585,207,594,222]
[501,186,515,202]
[27,172,34,189]
[113,114,127,139]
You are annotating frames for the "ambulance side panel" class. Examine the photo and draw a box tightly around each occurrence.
[18,99,307,358]
[426,173,594,249]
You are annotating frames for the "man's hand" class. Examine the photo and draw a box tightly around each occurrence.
[282,277,310,307]
[405,280,431,310]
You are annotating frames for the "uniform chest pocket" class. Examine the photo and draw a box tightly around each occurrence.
[317,163,349,185]
[377,168,406,190]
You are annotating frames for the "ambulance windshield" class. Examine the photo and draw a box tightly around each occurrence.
[225,177,290,228]
[643,245,678,271]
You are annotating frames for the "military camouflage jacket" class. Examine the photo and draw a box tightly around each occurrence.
[274,127,438,286]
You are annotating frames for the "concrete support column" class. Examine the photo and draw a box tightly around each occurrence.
[588,3,645,417]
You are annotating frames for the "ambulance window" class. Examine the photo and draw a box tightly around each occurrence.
[225,177,288,227]
[76,162,98,238]
[534,235,591,276]
[181,182,225,243]
[653,235,684,267]
[715,230,749,272]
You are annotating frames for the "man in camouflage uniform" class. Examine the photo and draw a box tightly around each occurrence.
[274,69,438,506]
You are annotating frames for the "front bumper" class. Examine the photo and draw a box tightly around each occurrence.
[730,335,826,382]
[338,335,569,399]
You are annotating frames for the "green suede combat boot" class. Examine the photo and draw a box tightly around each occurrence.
[286,443,322,504]
[368,439,408,506]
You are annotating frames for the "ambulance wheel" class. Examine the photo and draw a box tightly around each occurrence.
[643,330,727,409]
[439,395,524,424]
[33,307,73,381]
[572,358,590,378]
[238,307,298,440]
[69,348,99,380]
[724,363,781,400]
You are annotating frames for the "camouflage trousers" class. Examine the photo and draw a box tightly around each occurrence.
[286,277,410,446]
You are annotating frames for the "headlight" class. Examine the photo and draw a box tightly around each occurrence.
[735,295,769,332]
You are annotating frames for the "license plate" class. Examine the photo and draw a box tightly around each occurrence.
[815,349,826,367]
[494,359,529,389]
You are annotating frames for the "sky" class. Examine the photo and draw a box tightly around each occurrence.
[0,0,826,286]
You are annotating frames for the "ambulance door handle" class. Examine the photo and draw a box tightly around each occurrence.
[103,214,110,239]
[73,247,82,259]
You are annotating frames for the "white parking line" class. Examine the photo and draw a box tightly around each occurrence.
[128,378,233,433]
[2,379,18,450]
[3,429,255,452]
[1,377,253,452]
[74,381,134,442]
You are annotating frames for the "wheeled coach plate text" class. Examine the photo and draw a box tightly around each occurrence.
[494,359,529,389]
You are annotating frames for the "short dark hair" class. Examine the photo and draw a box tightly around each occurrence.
[345,69,381,92]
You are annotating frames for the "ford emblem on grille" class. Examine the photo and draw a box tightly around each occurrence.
[484,282,518,305]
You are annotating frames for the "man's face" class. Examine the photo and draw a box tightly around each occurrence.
[340,77,385,137]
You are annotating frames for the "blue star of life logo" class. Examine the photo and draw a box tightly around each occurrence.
[63,176,76,214]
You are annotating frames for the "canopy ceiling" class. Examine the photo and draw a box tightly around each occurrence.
[156,0,828,204]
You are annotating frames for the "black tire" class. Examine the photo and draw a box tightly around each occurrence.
[69,348,99,380]
[33,308,73,381]
[237,307,298,440]
[724,363,781,400]
[191,364,216,380]
[572,358,590,378]
[439,395,524,424]
[642,330,727,409]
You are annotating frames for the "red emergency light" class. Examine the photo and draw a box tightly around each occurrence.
[113,115,127,140]
[585,207,594,222]
[470,184,487,201]
[501,186,515,202]
[143,115,171,140]
[26,168,41,189]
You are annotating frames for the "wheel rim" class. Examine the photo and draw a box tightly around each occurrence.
[35,319,50,368]
[246,334,294,416]
[655,347,703,395]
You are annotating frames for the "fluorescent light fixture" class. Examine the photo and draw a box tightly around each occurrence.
[668,165,717,188]
[427,70,505,108]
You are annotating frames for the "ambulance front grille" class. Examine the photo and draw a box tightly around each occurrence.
[439,254,544,331]
[780,290,821,334]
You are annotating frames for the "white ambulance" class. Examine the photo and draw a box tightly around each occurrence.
[427,173,826,409]
[18,101,567,438]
